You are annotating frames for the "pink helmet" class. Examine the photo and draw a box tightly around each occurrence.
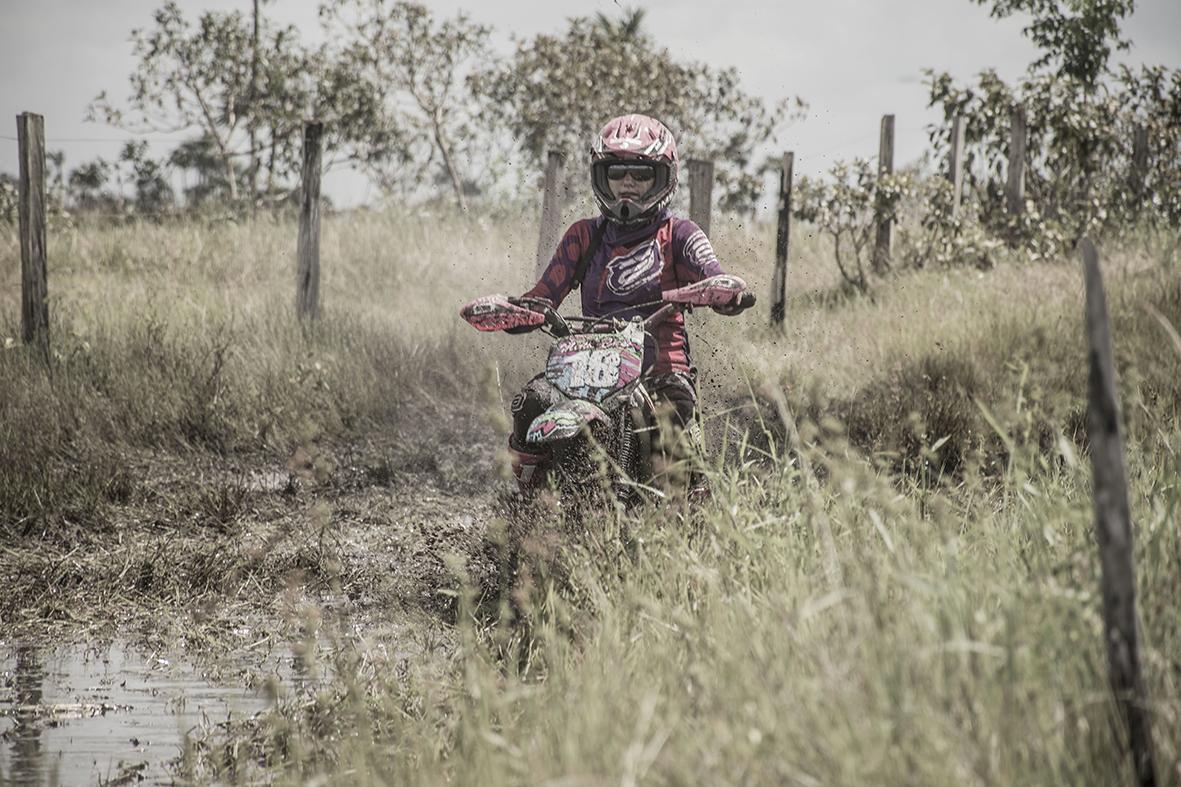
[590,114,678,225]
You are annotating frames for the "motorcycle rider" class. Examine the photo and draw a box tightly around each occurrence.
[507,113,750,498]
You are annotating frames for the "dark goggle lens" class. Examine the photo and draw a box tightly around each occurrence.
[606,164,656,182]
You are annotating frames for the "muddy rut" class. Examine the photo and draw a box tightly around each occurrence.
[0,434,507,644]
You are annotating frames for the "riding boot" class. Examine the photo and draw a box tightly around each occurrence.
[684,418,712,503]
[507,435,548,495]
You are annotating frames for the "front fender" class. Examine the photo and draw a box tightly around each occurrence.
[526,400,609,445]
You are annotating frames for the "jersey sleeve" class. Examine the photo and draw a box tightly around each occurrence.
[519,220,593,307]
[672,218,726,282]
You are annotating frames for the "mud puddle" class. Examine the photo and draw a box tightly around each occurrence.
[0,639,290,785]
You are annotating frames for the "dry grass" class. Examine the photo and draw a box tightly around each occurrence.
[2,209,1180,785]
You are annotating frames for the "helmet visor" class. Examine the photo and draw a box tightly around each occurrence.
[605,163,657,183]
[591,158,675,224]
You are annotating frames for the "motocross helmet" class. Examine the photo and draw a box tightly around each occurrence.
[590,114,678,226]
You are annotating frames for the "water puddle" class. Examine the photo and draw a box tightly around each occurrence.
[0,640,279,785]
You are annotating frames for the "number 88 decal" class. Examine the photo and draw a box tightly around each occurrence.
[568,350,621,389]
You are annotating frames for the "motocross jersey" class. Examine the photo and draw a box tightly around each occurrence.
[522,209,726,375]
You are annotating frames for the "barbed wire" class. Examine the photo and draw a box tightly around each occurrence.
[0,133,193,143]
[2,124,936,150]
[2,205,288,219]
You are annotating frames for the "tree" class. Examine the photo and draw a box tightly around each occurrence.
[319,0,492,209]
[89,2,327,207]
[923,0,1180,245]
[470,11,803,214]
[794,160,914,292]
[120,141,174,214]
[972,0,1135,92]
[169,135,229,206]
[43,150,69,211]
[593,7,647,40]
[67,159,116,212]
[90,3,252,202]
[0,174,17,225]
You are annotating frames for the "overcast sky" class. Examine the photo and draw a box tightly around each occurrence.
[2,0,1178,210]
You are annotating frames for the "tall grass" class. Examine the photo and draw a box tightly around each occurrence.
[2,210,1179,524]
[180,419,1181,784]
[0,209,533,532]
[3,210,1180,783]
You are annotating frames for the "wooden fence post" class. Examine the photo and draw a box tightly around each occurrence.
[1130,125,1149,202]
[296,121,323,320]
[872,114,895,274]
[1081,238,1158,787]
[17,112,49,361]
[687,158,714,236]
[949,115,966,216]
[535,150,566,277]
[771,152,794,326]
[1006,106,1027,217]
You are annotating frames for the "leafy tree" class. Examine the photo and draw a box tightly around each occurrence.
[89,3,254,202]
[470,12,803,214]
[923,0,1179,248]
[120,141,174,214]
[89,2,340,207]
[794,160,913,292]
[0,174,17,225]
[67,159,117,212]
[972,0,1135,91]
[45,151,68,209]
[1113,65,1181,225]
[168,134,233,206]
[319,0,492,208]
[593,7,647,40]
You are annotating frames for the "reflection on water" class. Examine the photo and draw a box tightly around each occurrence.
[9,647,47,785]
[0,640,277,785]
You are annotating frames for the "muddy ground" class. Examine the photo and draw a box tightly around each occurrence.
[0,433,508,654]
[0,435,500,787]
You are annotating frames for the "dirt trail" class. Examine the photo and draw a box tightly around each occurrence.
[0,436,506,646]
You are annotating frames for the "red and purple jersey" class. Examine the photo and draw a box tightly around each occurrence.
[522,209,726,375]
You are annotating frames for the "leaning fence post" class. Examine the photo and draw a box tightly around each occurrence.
[771,152,794,326]
[1006,106,1027,217]
[1081,238,1158,787]
[535,150,566,277]
[17,112,49,362]
[296,121,323,320]
[949,115,966,216]
[687,158,714,236]
[1130,125,1149,203]
[872,114,895,275]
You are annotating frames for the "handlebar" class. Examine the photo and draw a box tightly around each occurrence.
[509,287,755,338]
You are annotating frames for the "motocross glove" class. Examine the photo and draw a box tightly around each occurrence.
[712,291,757,316]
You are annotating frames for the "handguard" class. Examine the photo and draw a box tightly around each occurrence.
[460,295,546,332]
[663,274,748,308]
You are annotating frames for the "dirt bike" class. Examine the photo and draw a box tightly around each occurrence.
[460,275,755,507]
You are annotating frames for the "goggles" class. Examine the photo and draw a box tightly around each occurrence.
[605,163,657,183]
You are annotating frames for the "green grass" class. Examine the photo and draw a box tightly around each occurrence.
[2,210,1180,783]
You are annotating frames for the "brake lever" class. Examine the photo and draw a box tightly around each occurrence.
[544,309,571,337]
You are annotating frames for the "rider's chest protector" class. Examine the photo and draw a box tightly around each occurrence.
[578,219,693,375]
[579,218,679,320]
